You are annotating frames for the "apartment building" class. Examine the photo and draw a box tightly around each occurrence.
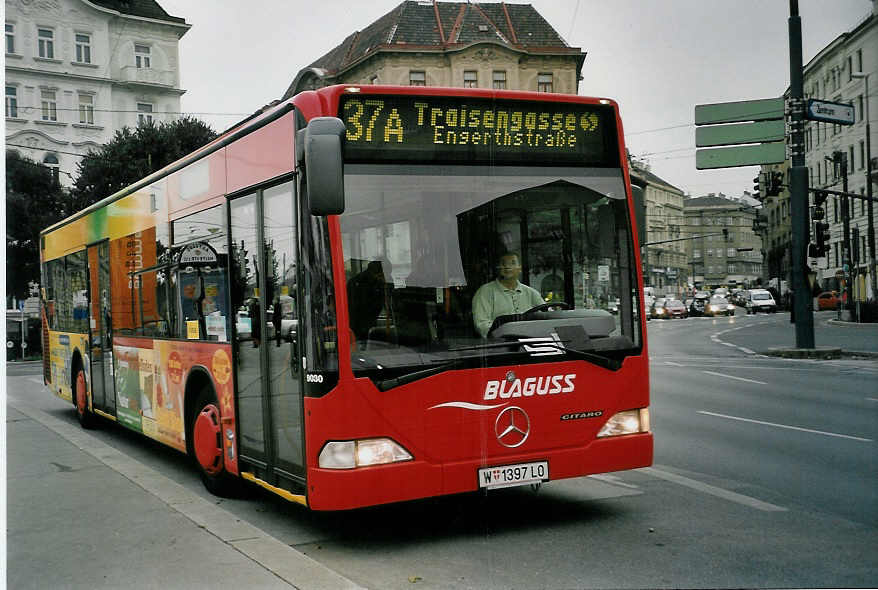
[5,0,189,185]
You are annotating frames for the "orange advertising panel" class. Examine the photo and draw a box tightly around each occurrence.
[110,227,157,332]
[112,336,237,473]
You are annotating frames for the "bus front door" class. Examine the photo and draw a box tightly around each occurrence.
[230,181,305,488]
[87,241,115,414]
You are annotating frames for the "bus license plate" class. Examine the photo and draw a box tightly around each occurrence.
[478,461,548,489]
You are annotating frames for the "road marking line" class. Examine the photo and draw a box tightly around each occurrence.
[698,410,874,442]
[664,361,684,366]
[701,370,767,385]
[639,466,787,512]
[867,398,878,402]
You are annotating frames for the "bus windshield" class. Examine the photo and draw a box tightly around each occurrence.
[340,164,641,386]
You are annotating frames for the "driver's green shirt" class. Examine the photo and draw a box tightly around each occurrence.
[472,279,544,338]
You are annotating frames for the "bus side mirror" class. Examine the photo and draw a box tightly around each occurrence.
[630,184,646,248]
[301,117,345,216]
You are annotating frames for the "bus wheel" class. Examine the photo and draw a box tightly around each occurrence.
[74,368,96,429]
[190,389,239,497]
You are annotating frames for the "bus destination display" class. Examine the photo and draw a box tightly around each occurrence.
[340,95,618,166]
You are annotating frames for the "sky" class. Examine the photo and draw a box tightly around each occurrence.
[159,0,873,198]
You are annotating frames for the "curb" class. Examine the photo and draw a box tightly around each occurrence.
[762,347,842,360]
[9,394,365,590]
[827,319,878,329]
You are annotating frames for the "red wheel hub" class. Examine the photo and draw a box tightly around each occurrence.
[75,371,87,415]
[194,403,223,474]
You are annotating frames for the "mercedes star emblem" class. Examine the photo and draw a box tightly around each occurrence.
[495,406,530,448]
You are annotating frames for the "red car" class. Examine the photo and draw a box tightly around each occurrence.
[662,299,688,319]
[817,291,839,310]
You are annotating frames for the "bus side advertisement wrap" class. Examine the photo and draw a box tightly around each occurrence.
[340,95,619,166]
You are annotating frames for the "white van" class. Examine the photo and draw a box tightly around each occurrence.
[746,289,777,314]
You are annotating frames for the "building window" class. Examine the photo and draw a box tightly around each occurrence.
[78,93,94,125]
[856,49,862,73]
[135,44,151,68]
[847,56,853,82]
[492,70,506,90]
[537,73,553,93]
[6,23,15,54]
[860,141,866,170]
[37,28,54,59]
[857,95,864,122]
[43,153,60,184]
[727,264,736,274]
[693,249,701,259]
[727,248,736,258]
[137,102,153,125]
[75,33,91,64]
[409,71,426,87]
[706,249,713,258]
[5,85,18,118]
[463,70,477,88]
[41,89,57,121]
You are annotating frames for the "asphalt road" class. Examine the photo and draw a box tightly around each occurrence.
[7,313,878,588]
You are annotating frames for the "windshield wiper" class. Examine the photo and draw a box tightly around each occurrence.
[450,341,621,370]
[376,359,465,391]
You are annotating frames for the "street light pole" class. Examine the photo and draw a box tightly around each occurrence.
[852,72,875,298]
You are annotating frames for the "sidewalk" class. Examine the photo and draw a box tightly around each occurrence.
[6,393,362,590]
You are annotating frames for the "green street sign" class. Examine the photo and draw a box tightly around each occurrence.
[695,98,785,125]
[695,119,786,147]
[696,142,786,169]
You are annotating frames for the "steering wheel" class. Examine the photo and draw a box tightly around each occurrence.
[521,301,571,317]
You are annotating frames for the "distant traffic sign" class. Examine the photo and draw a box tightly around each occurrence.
[806,99,854,125]
[695,142,787,170]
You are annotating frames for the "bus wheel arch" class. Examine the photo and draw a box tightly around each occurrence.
[71,350,96,429]
[184,369,239,496]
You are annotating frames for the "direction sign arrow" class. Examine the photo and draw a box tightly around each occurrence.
[806,99,854,125]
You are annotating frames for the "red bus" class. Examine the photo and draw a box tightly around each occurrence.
[41,85,651,510]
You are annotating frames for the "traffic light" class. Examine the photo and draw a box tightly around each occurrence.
[753,174,762,200]
[766,171,784,196]
[814,221,830,256]
[812,190,827,221]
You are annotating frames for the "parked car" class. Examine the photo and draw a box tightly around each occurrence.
[746,289,777,313]
[608,298,620,314]
[705,296,735,317]
[663,299,688,319]
[817,291,839,310]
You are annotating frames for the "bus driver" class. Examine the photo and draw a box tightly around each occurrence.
[472,252,544,338]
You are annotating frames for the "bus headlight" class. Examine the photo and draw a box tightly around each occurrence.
[319,438,413,469]
[597,408,650,437]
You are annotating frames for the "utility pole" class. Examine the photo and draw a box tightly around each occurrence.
[788,0,815,347]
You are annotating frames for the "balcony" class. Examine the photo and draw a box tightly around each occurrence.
[118,66,175,87]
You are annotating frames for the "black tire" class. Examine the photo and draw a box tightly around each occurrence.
[188,388,241,497]
[74,366,97,429]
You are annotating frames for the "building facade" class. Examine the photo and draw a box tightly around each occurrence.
[283,1,585,98]
[802,2,877,299]
[5,0,189,185]
[685,195,763,290]
[630,161,688,296]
